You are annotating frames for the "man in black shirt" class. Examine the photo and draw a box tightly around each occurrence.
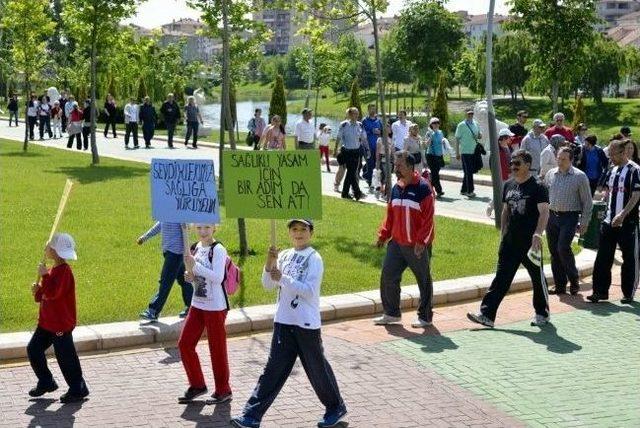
[588,140,640,304]
[160,93,181,149]
[59,91,68,133]
[508,110,528,151]
[468,149,550,328]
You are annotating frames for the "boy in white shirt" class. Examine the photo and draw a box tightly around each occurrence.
[231,219,347,428]
[177,224,232,405]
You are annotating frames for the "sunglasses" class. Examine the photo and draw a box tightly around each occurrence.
[510,160,523,166]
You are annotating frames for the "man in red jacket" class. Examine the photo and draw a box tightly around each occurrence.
[374,150,435,328]
[27,233,89,403]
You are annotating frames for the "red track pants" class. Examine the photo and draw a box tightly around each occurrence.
[178,307,231,395]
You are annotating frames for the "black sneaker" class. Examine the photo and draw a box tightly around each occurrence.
[549,287,567,295]
[178,386,208,403]
[205,392,232,405]
[621,297,634,304]
[59,385,89,403]
[569,283,580,295]
[139,309,158,322]
[586,293,608,303]
[28,382,58,397]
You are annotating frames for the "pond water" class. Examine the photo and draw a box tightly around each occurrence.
[199,100,342,137]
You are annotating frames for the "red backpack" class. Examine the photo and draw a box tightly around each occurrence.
[190,242,241,295]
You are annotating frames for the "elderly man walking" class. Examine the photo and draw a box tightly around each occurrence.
[294,108,315,150]
[375,150,435,328]
[521,119,550,175]
[544,147,593,295]
[467,149,550,328]
[334,107,368,200]
[545,112,574,143]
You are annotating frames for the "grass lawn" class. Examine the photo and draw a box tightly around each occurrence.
[0,139,502,332]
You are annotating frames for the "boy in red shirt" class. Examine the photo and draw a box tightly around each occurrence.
[27,233,89,403]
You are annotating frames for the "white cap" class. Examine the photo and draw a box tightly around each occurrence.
[498,128,515,138]
[49,233,77,260]
[532,119,546,128]
[429,117,440,125]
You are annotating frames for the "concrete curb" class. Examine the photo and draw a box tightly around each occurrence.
[0,249,596,361]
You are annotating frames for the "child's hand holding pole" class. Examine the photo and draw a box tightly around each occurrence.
[265,246,278,272]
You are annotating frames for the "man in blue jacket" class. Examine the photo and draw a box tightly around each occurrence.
[577,135,609,195]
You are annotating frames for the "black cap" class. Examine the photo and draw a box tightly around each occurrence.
[620,126,631,135]
[287,219,314,230]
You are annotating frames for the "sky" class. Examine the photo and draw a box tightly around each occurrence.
[126,0,510,29]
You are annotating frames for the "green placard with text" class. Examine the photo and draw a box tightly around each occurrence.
[222,150,322,219]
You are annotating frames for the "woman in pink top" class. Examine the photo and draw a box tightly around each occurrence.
[260,115,286,150]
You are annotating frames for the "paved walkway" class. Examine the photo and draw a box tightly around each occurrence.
[1,276,637,427]
[0,122,495,225]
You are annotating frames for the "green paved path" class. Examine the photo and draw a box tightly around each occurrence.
[388,302,640,427]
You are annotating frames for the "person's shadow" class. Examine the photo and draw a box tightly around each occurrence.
[475,323,582,354]
[25,398,84,428]
[384,324,459,353]
[180,400,231,427]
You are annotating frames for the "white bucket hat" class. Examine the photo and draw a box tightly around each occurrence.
[49,233,77,260]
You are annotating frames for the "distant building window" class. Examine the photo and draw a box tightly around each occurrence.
[619,3,629,8]
[606,3,616,9]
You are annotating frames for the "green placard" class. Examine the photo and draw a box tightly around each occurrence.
[222,150,322,219]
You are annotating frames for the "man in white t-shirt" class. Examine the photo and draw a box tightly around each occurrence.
[391,110,412,151]
[295,108,315,150]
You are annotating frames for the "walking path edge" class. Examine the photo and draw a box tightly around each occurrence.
[0,249,596,361]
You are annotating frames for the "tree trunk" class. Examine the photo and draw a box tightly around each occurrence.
[395,83,399,114]
[458,84,461,100]
[313,87,320,142]
[90,26,100,165]
[221,0,248,256]
[410,84,414,120]
[371,6,392,201]
[304,43,312,109]
[23,75,29,151]
[551,80,559,114]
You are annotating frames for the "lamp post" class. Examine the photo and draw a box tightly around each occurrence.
[486,0,502,229]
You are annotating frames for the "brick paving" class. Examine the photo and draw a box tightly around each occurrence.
[1,277,635,427]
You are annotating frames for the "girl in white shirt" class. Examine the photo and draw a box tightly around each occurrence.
[317,123,332,172]
[232,219,347,428]
[178,224,232,405]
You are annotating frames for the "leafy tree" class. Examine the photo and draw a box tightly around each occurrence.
[451,44,477,98]
[331,33,374,93]
[63,0,139,165]
[508,0,599,113]
[493,31,531,103]
[349,78,362,119]
[269,74,287,125]
[393,0,464,88]
[431,71,449,136]
[283,47,307,89]
[581,34,624,105]
[2,0,55,151]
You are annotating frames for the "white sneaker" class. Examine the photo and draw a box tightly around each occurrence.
[373,314,401,325]
[411,318,432,328]
[486,205,493,218]
[530,314,550,327]
[466,312,494,328]
[333,184,340,193]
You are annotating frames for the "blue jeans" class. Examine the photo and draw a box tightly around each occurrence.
[461,154,475,194]
[148,251,192,316]
[242,323,344,422]
[363,141,377,186]
[546,212,580,288]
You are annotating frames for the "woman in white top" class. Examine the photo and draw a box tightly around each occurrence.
[317,123,332,172]
[178,224,232,404]
[232,219,347,428]
[38,95,52,140]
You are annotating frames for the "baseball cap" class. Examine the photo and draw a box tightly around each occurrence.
[498,128,515,138]
[465,108,474,114]
[49,233,77,260]
[620,126,631,135]
[429,117,440,125]
[301,108,312,115]
[532,119,546,128]
[287,219,314,230]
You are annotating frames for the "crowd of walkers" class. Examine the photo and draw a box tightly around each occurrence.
[5,90,207,151]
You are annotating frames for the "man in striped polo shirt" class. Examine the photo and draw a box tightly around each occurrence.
[588,140,640,304]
